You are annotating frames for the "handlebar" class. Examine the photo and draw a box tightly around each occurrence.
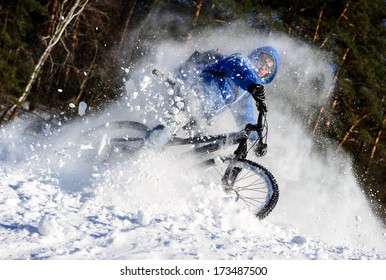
[233,100,268,160]
[244,100,267,138]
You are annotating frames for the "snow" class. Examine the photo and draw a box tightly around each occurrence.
[78,101,87,116]
[1,150,382,260]
[0,26,385,261]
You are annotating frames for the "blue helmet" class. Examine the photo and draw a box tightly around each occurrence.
[248,46,280,84]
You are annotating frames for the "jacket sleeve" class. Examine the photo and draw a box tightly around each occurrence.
[205,54,261,90]
[229,93,258,140]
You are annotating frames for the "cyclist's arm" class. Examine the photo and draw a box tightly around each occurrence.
[230,93,255,127]
[206,54,262,90]
[229,93,260,141]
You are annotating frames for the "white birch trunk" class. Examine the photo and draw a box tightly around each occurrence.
[1,0,89,122]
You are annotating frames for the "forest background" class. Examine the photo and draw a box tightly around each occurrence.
[0,0,385,222]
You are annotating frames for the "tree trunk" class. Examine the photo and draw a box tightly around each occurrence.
[74,44,99,104]
[320,0,350,48]
[119,0,137,52]
[47,0,60,39]
[368,96,386,167]
[124,0,157,66]
[186,0,203,43]
[325,93,340,131]
[0,0,90,123]
[64,16,81,86]
[313,8,323,42]
[312,47,350,134]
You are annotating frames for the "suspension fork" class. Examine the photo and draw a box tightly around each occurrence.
[221,104,266,187]
[221,125,255,188]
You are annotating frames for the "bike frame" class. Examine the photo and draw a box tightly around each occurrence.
[83,97,278,220]
[168,100,267,159]
[166,100,267,188]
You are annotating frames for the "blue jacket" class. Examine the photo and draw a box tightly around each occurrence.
[201,53,261,127]
[177,47,279,128]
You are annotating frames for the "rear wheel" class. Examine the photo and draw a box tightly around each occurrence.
[82,121,149,160]
[203,157,279,219]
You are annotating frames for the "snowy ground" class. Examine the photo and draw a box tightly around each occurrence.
[0,109,385,260]
[1,28,385,260]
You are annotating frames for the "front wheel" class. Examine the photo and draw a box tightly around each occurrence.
[202,157,279,220]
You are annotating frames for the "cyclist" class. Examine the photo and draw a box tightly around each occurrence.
[147,46,280,156]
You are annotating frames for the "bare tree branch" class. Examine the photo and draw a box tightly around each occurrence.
[0,0,90,123]
[337,113,369,150]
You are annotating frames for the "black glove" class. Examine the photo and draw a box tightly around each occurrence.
[247,83,265,102]
[255,141,267,157]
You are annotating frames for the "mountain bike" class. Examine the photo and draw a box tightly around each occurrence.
[83,99,279,220]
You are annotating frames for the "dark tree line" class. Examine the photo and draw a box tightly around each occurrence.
[0,0,385,220]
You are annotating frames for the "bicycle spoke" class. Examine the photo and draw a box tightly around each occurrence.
[210,166,224,181]
[233,179,269,192]
[240,196,265,204]
[235,169,265,184]
[238,196,267,208]
[235,171,257,182]
[234,186,268,194]
[202,157,279,219]
[233,171,268,191]
[238,196,262,208]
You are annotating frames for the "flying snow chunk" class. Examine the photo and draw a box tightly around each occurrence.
[170,107,179,115]
[38,215,63,238]
[140,76,152,91]
[78,101,87,116]
[132,92,138,100]
[137,210,150,226]
[176,101,184,109]
[69,103,76,108]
